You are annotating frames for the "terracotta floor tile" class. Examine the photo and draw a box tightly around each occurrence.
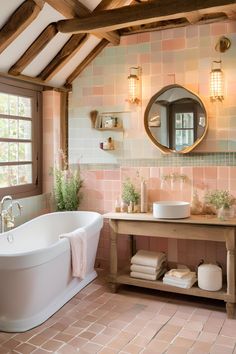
[215,335,236,347]
[165,345,189,354]
[178,329,200,340]
[210,344,234,354]
[78,330,97,340]
[81,341,103,353]
[122,342,144,353]
[146,339,169,353]
[92,334,111,346]
[2,339,21,350]
[98,347,119,354]
[88,323,106,334]
[68,336,88,348]
[31,349,51,354]
[14,342,37,354]
[41,339,63,351]
[56,343,78,354]
[171,337,194,348]
[28,334,47,346]
[197,331,218,343]
[53,332,74,343]
[0,346,11,354]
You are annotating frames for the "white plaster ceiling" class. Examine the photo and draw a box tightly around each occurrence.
[0,0,103,88]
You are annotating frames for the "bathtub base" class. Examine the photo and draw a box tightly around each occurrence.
[0,271,97,333]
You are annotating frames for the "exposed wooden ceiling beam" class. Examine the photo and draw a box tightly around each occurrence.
[0,70,69,91]
[57,0,236,33]
[45,0,90,17]
[221,3,236,18]
[45,0,120,45]
[64,39,108,89]
[9,23,58,76]
[0,0,44,55]
[38,34,88,81]
[185,11,202,24]
[37,0,133,82]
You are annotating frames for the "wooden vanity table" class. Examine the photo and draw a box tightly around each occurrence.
[103,212,236,318]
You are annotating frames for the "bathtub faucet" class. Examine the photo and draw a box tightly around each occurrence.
[0,196,22,233]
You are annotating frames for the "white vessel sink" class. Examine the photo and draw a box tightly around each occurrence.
[153,201,190,219]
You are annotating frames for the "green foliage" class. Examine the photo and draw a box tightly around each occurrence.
[53,151,83,211]
[204,189,236,209]
[122,178,140,204]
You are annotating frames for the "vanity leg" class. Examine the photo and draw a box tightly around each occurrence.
[109,222,118,292]
[129,235,136,257]
[226,231,236,318]
[226,302,235,319]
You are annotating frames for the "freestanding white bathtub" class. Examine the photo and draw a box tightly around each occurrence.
[0,211,103,332]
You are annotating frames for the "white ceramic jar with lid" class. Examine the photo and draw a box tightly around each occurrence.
[198,263,222,291]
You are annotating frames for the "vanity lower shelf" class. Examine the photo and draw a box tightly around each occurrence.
[115,271,229,301]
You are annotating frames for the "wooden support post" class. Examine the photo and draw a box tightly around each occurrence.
[226,229,236,318]
[109,220,118,293]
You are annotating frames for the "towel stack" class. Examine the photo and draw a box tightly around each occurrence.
[163,268,197,289]
[130,250,166,281]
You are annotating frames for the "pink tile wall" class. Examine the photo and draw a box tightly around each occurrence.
[43,90,61,194]
[80,166,234,273]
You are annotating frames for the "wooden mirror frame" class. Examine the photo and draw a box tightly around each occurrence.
[144,84,208,154]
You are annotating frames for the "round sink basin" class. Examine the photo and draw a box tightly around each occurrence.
[153,201,190,219]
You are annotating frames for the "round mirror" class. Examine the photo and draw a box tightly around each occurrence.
[144,84,208,154]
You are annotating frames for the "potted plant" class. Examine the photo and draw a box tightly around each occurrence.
[122,178,140,212]
[204,189,236,220]
[53,151,83,211]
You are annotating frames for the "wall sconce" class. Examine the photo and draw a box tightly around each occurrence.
[210,60,224,102]
[128,67,141,104]
[210,36,231,102]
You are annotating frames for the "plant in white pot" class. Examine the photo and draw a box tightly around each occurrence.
[204,189,236,220]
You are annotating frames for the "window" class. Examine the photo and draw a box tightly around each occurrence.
[169,101,197,151]
[0,78,42,199]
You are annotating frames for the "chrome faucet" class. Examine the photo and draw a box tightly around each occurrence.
[0,196,22,233]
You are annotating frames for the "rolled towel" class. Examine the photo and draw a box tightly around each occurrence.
[60,228,87,279]
[131,250,166,268]
[130,262,166,275]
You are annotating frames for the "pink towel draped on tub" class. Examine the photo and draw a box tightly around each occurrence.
[60,228,87,279]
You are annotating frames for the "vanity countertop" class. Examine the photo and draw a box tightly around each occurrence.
[103,212,236,227]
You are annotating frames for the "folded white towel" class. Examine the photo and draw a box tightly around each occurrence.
[168,269,191,278]
[130,262,166,275]
[130,268,166,281]
[131,250,166,268]
[163,277,197,289]
[164,270,196,282]
[60,228,87,279]
[131,272,157,281]
[163,269,197,288]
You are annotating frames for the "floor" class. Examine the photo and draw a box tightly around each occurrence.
[0,272,236,354]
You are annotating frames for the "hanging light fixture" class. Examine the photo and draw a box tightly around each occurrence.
[210,36,231,102]
[128,67,141,104]
[210,60,224,102]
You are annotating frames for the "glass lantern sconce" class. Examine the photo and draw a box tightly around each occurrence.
[210,36,231,102]
[210,60,224,102]
[127,67,141,104]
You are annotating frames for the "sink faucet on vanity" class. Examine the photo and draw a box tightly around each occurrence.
[0,195,22,233]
